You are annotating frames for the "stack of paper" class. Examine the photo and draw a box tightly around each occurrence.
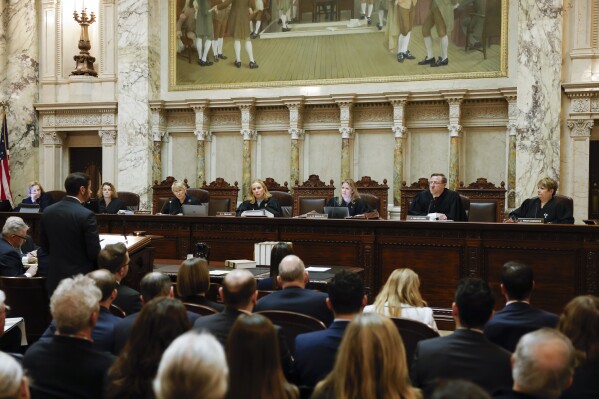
[225,259,257,269]
[254,241,293,266]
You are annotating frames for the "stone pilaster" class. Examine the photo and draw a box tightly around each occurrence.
[504,94,518,209]
[284,99,304,188]
[99,130,117,184]
[39,131,66,190]
[238,103,256,198]
[150,102,166,185]
[335,98,355,181]
[567,119,594,222]
[445,97,463,191]
[191,102,211,187]
[389,96,409,207]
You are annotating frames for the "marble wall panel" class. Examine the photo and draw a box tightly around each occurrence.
[408,129,449,182]
[304,132,341,185]
[463,128,507,186]
[256,132,290,183]
[170,133,197,184]
[211,133,243,189]
[354,131,394,203]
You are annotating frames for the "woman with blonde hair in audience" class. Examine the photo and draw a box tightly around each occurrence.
[106,297,191,399]
[177,257,224,311]
[312,312,421,399]
[226,313,298,399]
[0,351,30,399]
[364,268,437,331]
[557,295,599,399]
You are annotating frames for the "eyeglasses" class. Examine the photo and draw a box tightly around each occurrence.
[12,234,27,241]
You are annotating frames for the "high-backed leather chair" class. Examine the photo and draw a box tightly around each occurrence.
[292,175,335,216]
[355,176,389,219]
[553,194,574,216]
[389,317,440,369]
[186,188,210,204]
[152,176,178,214]
[116,191,140,211]
[256,310,326,355]
[45,190,67,204]
[202,178,239,214]
[400,178,429,220]
[263,177,293,217]
[457,178,507,222]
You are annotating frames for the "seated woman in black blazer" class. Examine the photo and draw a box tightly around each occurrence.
[97,182,127,214]
[16,181,53,212]
[326,179,372,216]
[160,180,201,215]
[236,179,282,217]
[508,176,574,224]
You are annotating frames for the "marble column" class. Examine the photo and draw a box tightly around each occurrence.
[515,1,563,204]
[285,100,304,187]
[446,98,463,191]
[567,119,594,222]
[191,103,211,187]
[336,100,354,181]
[150,103,166,185]
[238,104,256,198]
[99,130,117,184]
[117,0,160,208]
[39,131,66,191]
[0,1,39,196]
[389,97,408,207]
[505,95,518,209]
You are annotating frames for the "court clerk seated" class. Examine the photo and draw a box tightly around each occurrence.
[408,173,468,221]
[326,179,372,216]
[14,181,53,212]
[236,178,283,217]
[507,176,574,224]
[159,180,201,215]
[97,182,127,214]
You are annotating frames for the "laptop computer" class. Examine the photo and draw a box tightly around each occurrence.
[323,206,350,219]
[19,203,40,213]
[182,204,209,216]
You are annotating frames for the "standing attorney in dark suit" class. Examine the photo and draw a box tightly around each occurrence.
[40,172,101,295]
[0,217,38,277]
[411,278,513,397]
[484,261,559,352]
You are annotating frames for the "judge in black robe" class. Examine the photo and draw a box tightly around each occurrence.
[236,179,282,217]
[408,174,468,221]
[509,176,574,224]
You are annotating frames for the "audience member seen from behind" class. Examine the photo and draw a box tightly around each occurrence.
[257,242,295,290]
[159,180,200,215]
[484,261,559,352]
[429,379,491,399]
[326,179,372,216]
[494,328,576,399]
[226,314,298,399]
[97,182,127,214]
[508,177,574,224]
[0,217,38,277]
[15,181,52,212]
[153,331,228,399]
[106,297,191,399]
[0,351,30,399]
[97,242,142,315]
[177,257,224,311]
[0,289,22,355]
[22,275,115,399]
[557,295,599,399]
[364,268,437,331]
[236,179,282,217]
[312,312,421,399]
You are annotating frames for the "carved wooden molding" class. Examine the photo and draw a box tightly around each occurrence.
[263,177,289,192]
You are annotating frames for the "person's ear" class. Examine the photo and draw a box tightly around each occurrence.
[361,295,368,308]
[276,276,282,285]
[219,287,224,303]
[110,288,118,301]
[19,377,30,399]
[168,286,175,298]
[90,309,99,327]
[325,297,333,311]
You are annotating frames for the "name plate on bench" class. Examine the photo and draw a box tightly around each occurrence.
[517,218,544,224]
[407,215,430,221]
[306,213,328,219]
[216,212,236,217]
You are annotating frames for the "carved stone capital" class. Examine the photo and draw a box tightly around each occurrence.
[152,128,166,142]
[99,130,116,145]
[194,129,212,141]
[241,129,257,140]
[571,98,591,113]
[339,127,354,139]
[448,124,463,137]
[288,128,305,140]
[567,119,594,138]
[507,122,517,136]
[392,125,407,138]
[40,131,66,146]
[287,103,304,129]
[192,105,211,131]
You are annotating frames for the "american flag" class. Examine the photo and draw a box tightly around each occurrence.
[0,111,14,207]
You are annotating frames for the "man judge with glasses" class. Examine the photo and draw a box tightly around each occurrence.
[0,216,38,277]
[408,173,468,221]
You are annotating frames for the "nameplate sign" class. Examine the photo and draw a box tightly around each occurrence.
[306,213,328,219]
[407,215,430,221]
[517,218,544,224]
[216,212,236,217]
[134,210,152,215]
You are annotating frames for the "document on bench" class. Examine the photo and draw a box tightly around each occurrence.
[306,266,331,272]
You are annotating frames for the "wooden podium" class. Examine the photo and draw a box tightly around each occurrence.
[100,234,154,291]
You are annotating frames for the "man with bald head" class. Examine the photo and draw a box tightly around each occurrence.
[254,255,333,326]
[493,328,575,399]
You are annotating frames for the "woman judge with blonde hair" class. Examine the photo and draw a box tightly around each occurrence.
[236,179,282,216]
[364,268,437,331]
[326,179,372,216]
[312,312,422,399]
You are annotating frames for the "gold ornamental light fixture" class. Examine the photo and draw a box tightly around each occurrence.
[71,3,97,77]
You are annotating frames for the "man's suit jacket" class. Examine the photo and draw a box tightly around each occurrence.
[411,328,513,397]
[113,308,200,354]
[254,286,334,326]
[22,335,115,399]
[113,283,142,315]
[484,301,559,352]
[294,320,349,387]
[40,197,101,295]
[0,238,26,277]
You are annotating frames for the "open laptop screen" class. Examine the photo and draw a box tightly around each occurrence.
[182,204,209,216]
[323,206,350,219]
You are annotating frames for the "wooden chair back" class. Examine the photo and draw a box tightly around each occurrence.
[116,191,140,211]
[399,178,429,220]
[202,178,239,213]
[186,188,210,204]
[263,178,289,192]
[152,176,177,214]
[109,303,127,318]
[45,190,67,204]
[183,302,219,316]
[0,277,52,343]
[390,317,440,369]
[207,282,221,302]
[457,178,506,222]
[355,176,389,219]
[292,175,335,216]
[256,310,326,355]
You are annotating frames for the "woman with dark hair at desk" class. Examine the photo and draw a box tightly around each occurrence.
[508,177,574,224]
[236,179,282,217]
[326,179,372,216]
[15,181,53,212]
[257,242,294,290]
[177,258,224,311]
[97,182,127,214]
[160,180,201,215]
